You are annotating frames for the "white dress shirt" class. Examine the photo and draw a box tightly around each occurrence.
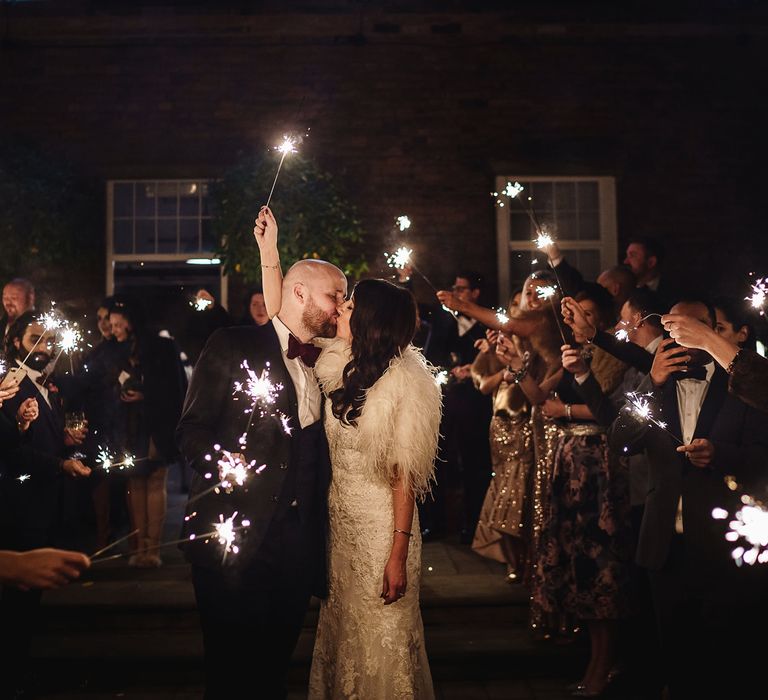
[674,361,715,533]
[456,315,477,338]
[272,316,322,429]
[15,359,51,407]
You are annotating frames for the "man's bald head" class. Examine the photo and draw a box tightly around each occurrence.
[597,266,636,309]
[280,260,347,341]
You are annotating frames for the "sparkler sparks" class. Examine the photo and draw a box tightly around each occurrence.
[396,215,411,231]
[435,369,449,386]
[191,297,213,312]
[217,450,256,492]
[265,134,301,208]
[536,285,558,301]
[624,391,681,443]
[535,232,555,249]
[614,314,663,342]
[615,328,630,342]
[385,246,413,270]
[234,361,282,412]
[96,447,137,472]
[16,474,31,483]
[747,278,768,315]
[503,181,524,199]
[57,324,83,354]
[713,495,768,566]
[495,308,510,325]
[213,512,241,560]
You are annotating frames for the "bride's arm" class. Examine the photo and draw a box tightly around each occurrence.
[381,473,414,605]
[253,206,283,319]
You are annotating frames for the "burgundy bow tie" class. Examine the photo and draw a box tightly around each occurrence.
[286,334,321,368]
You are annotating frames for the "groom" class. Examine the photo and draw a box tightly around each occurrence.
[177,231,347,698]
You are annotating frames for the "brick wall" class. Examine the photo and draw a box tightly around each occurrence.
[1,5,766,304]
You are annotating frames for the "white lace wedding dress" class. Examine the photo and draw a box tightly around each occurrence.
[308,340,441,700]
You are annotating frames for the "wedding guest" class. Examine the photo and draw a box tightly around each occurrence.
[424,271,492,542]
[182,288,233,366]
[471,290,540,582]
[109,301,187,567]
[534,237,585,298]
[712,295,755,350]
[1,278,35,339]
[0,549,90,590]
[662,311,768,412]
[597,265,636,315]
[624,236,677,306]
[243,287,270,326]
[524,284,630,696]
[611,299,768,698]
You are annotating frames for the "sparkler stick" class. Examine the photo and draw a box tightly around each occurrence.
[614,313,663,342]
[536,285,568,345]
[265,136,297,208]
[623,391,683,444]
[89,529,140,559]
[21,309,63,366]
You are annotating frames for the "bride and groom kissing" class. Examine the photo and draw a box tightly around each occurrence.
[177,207,442,699]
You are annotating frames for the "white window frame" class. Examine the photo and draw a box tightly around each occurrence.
[105,179,227,308]
[495,175,618,304]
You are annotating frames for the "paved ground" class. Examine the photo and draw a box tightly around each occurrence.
[20,469,645,699]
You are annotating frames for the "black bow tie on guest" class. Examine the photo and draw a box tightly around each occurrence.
[671,366,708,382]
[286,334,321,368]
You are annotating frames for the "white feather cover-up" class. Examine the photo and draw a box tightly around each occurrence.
[308,338,441,700]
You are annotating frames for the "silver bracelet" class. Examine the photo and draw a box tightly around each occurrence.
[261,263,280,269]
[393,529,413,537]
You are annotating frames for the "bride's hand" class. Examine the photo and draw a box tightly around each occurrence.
[381,555,407,605]
[253,206,278,251]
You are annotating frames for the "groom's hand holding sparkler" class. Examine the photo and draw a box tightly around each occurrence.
[61,458,91,479]
[253,206,279,255]
[650,338,691,387]
[16,397,39,432]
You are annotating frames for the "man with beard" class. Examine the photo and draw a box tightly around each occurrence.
[609,300,768,698]
[177,252,347,699]
[0,312,91,698]
[0,278,35,340]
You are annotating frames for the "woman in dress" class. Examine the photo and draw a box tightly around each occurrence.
[255,207,442,699]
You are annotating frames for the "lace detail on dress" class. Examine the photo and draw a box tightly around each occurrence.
[309,342,438,700]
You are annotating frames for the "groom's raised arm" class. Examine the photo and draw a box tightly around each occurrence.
[176,328,234,476]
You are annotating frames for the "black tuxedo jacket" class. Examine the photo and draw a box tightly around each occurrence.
[609,367,768,575]
[0,374,67,548]
[176,324,331,585]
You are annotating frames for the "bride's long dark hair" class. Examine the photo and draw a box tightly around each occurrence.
[330,279,417,426]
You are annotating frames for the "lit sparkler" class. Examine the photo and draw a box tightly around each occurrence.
[713,495,768,566]
[535,232,555,250]
[265,135,299,208]
[615,328,630,342]
[233,360,284,436]
[624,391,682,443]
[536,285,557,301]
[386,246,413,270]
[495,308,510,325]
[614,314,664,342]
[96,447,139,472]
[191,297,213,312]
[435,369,449,386]
[213,512,242,561]
[217,450,256,492]
[535,284,567,344]
[396,215,411,231]
[747,278,768,315]
[20,307,63,365]
[16,474,31,483]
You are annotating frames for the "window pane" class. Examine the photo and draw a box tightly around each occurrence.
[135,220,156,254]
[510,212,533,242]
[135,183,156,217]
[578,211,600,241]
[157,182,178,217]
[179,184,200,216]
[179,219,200,252]
[554,182,576,211]
[530,182,553,216]
[555,213,577,240]
[157,219,178,253]
[114,220,133,254]
[113,183,133,217]
[201,219,215,252]
[577,181,599,211]
[200,183,211,216]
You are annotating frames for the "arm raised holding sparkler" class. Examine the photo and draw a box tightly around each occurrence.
[253,206,283,319]
[436,290,541,336]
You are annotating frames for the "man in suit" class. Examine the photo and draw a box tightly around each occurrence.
[177,254,346,699]
[623,236,678,308]
[608,299,768,697]
[0,278,35,340]
[1,311,90,699]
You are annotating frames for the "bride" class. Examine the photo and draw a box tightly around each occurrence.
[254,207,441,699]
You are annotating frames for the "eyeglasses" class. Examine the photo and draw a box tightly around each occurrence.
[451,285,470,292]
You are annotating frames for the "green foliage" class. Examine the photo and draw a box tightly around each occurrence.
[212,153,367,283]
[0,141,102,296]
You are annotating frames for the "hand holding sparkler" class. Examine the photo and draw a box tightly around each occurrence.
[191,289,215,312]
[660,313,720,351]
[16,397,39,432]
[676,438,714,468]
[561,297,596,342]
[253,206,279,253]
[0,548,91,590]
[0,382,20,408]
[649,338,691,387]
[561,344,589,378]
[60,458,91,479]
[496,333,523,369]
